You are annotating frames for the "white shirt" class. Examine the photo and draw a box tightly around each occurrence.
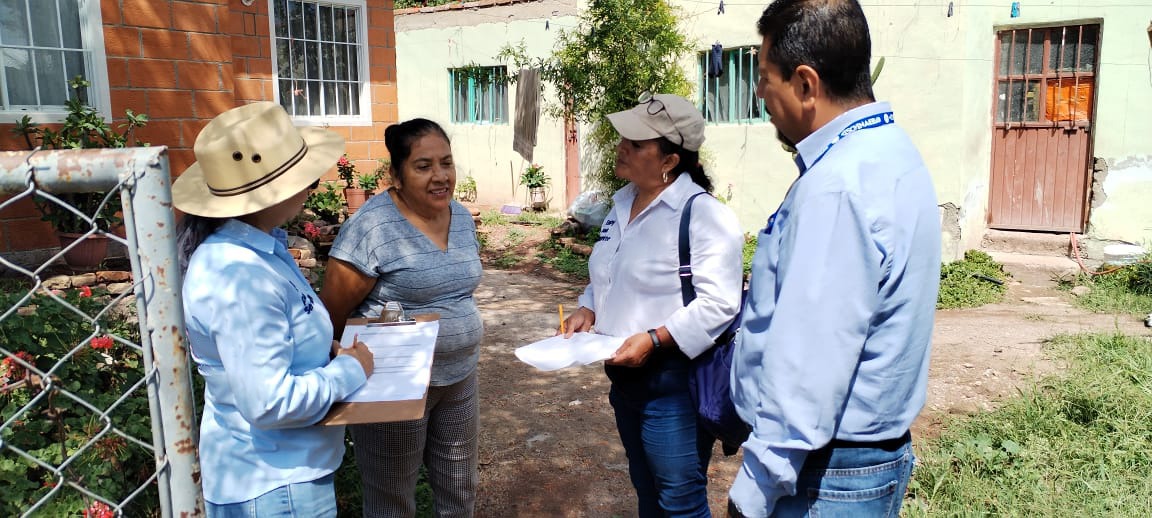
[577,173,744,358]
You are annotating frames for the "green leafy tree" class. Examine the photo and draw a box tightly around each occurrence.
[500,0,692,193]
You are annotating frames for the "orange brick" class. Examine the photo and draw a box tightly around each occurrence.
[369,140,389,159]
[149,90,196,119]
[350,126,374,142]
[368,28,389,47]
[247,56,272,77]
[220,63,236,92]
[253,14,269,37]
[231,35,262,58]
[0,196,44,219]
[345,141,370,159]
[194,90,236,119]
[128,59,178,89]
[188,33,232,62]
[135,120,183,148]
[180,118,211,145]
[6,219,60,251]
[141,29,189,60]
[225,7,244,35]
[172,2,218,33]
[234,78,265,101]
[107,58,130,87]
[111,88,149,117]
[122,0,171,29]
[168,148,196,175]
[368,7,391,28]
[242,11,256,35]
[104,27,141,58]
[101,0,122,25]
[177,61,221,90]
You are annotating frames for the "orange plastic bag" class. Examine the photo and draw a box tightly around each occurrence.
[1045,79,1093,122]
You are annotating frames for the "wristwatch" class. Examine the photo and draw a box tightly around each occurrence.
[647,329,661,349]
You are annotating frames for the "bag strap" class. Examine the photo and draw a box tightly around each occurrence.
[678,192,709,307]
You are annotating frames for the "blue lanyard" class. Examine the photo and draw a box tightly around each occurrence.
[766,111,895,233]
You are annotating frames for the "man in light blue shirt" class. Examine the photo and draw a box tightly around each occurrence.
[729,1,941,516]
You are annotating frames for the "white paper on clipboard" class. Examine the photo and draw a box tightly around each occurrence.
[340,318,439,403]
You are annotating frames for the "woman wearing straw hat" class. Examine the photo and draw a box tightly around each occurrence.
[173,101,375,516]
[560,93,744,517]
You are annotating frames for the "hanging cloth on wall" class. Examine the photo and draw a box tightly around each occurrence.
[513,68,542,163]
[708,43,724,78]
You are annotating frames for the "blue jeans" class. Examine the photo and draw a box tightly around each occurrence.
[766,435,913,518]
[205,473,337,518]
[610,365,713,518]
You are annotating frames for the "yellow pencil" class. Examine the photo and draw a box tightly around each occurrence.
[559,304,565,335]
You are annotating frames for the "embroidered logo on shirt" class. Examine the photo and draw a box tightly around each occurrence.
[599,219,615,242]
[300,294,315,314]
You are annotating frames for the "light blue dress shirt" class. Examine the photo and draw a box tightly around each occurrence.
[183,219,367,504]
[730,102,942,517]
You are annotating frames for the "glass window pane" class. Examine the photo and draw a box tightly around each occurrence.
[305,41,318,79]
[1022,80,1040,121]
[335,44,348,81]
[276,39,291,76]
[0,0,30,46]
[333,8,347,43]
[274,0,287,38]
[303,2,316,41]
[1009,31,1026,75]
[348,44,358,80]
[1055,27,1077,71]
[323,81,336,115]
[346,9,357,44]
[321,42,335,80]
[4,48,35,105]
[35,49,66,105]
[347,82,358,115]
[59,0,81,49]
[291,38,305,77]
[319,5,333,41]
[307,81,320,116]
[1078,25,1097,72]
[32,0,61,48]
[287,1,302,39]
[716,56,731,122]
[279,78,293,112]
[997,32,1010,76]
[63,50,83,98]
[1026,29,1043,75]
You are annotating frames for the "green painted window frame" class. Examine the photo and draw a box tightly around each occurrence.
[698,46,769,125]
[448,66,508,125]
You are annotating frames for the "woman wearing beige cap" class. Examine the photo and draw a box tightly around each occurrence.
[560,93,744,517]
[172,102,374,516]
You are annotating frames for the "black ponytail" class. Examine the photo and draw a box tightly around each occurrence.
[657,138,713,193]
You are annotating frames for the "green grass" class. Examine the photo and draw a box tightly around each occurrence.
[512,211,563,227]
[478,210,506,227]
[906,333,1152,517]
[492,253,520,269]
[1060,258,1152,315]
[937,250,1008,309]
[742,234,757,277]
[503,228,526,247]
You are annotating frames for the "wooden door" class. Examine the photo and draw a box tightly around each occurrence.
[988,23,1100,232]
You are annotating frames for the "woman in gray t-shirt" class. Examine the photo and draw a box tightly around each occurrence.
[320,118,483,517]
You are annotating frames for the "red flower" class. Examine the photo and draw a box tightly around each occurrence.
[302,221,321,240]
[83,501,115,518]
[2,351,34,380]
[78,285,92,298]
[91,336,114,350]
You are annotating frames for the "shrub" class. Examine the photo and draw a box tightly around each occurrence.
[0,286,151,516]
[305,182,343,223]
[938,250,1008,309]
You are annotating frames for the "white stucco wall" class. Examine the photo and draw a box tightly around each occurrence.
[395,1,578,209]
[398,0,1152,252]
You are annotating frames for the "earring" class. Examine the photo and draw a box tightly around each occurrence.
[662,171,671,183]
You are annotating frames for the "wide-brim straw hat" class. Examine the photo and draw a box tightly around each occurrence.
[172,101,344,218]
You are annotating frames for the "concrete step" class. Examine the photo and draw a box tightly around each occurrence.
[980,229,1073,257]
[987,251,1081,278]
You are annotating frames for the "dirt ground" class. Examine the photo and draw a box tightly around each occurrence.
[469,220,1152,517]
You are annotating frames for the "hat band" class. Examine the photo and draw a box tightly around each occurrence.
[208,142,309,197]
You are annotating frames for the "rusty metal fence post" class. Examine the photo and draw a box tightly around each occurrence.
[0,147,203,517]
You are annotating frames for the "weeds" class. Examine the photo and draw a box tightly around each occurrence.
[479,210,506,227]
[1060,256,1152,315]
[503,228,526,248]
[906,333,1152,517]
[937,250,1008,309]
[512,212,563,227]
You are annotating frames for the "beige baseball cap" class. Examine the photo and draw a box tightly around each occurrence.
[606,93,706,151]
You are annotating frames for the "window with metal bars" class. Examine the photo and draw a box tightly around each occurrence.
[448,66,508,125]
[0,0,106,116]
[994,24,1099,126]
[271,0,367,120]
[698,46,768,124]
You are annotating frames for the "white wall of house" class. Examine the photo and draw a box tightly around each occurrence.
[399,0,1152,255]
[395,1,578,210]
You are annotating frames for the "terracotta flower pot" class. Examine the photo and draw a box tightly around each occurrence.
[344,188,373,215]
[57,232,109,269]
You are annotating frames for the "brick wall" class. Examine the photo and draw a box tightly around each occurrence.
[0,0,398,261]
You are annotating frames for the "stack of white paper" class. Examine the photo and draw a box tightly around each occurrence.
[341,320,439,403]
[514,332,625,371]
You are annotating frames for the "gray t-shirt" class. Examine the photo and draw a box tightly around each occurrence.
[329,192,483,386]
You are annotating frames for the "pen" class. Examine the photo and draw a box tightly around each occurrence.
[559,304,565,335]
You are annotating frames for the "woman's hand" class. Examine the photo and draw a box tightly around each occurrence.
[336,339,375,378]
[604,332,655,367]
[558,306,596,337]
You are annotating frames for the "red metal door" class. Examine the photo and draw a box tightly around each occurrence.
[988,23,1100,232]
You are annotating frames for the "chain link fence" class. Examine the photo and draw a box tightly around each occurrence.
[0,148,203,517]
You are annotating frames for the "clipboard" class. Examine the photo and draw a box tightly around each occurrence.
[319,313,440,425]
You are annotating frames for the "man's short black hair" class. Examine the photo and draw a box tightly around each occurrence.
[757,0,875,103]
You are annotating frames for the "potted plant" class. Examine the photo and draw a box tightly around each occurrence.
[519,164,549,210]
[337,154,371,215]
[14,76,148,269]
